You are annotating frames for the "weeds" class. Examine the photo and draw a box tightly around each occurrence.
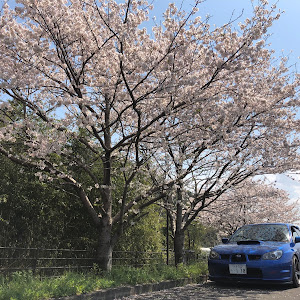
[0,261,208,300]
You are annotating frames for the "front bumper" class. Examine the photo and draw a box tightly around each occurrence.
[208,257,293,283]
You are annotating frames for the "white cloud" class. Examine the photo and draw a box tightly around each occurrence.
[258,173,300,201]
[287,173,300,181]
[263,174,277,184]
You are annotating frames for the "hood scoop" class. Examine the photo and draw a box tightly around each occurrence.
[237,240,261,245]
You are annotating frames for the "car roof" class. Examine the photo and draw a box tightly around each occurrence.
[241,223,299,229]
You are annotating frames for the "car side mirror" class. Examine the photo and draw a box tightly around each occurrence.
[222,238,229,244]
[295,237,300,243]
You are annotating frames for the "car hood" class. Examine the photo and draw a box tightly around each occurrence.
[212,241,289,255]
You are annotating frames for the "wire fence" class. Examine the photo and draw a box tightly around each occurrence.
[0,247,95,277]
[0,246,208,277]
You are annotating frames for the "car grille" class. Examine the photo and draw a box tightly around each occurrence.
[248,255,261,260]
[212,253,263,279]
[220,254,230,260]
[220,254,261,262]
[231,254,246,262]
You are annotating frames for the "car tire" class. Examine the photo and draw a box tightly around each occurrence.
[292,256,300,288]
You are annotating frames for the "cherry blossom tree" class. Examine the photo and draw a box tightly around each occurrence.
[0,0,299,270]
[143,0,300,264]
[200,179,300,236]
[0,0,211,270]
[154,131,300,264]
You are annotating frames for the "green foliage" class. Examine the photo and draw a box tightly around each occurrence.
[116,207,164,252]
[0,271,114,300]
[0,153,164,253]
[114,206,165,265]
[46,272,114,298]
[0,262,208,300]
[109,266,158,285]
[185,222,218,250]
[0,155,98,250]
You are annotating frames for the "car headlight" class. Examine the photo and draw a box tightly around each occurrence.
[262,250,283,260]
[209,250,220,260]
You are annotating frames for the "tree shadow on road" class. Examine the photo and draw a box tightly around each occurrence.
[202,280,291,300]
[119,281,293,299]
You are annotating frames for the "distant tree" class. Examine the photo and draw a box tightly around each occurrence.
[199,179,300,236]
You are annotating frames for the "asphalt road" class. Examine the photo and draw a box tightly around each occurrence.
[118,281,300,300]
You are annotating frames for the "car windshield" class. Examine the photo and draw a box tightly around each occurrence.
[229,224,290,243]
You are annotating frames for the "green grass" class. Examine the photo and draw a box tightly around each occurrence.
[0,262,208,300]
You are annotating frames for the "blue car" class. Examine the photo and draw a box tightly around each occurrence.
[208,223,300,287]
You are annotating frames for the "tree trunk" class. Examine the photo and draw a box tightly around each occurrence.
[174,229,185,266]
[174,178,185,266]
[98,99,113,271]
[96,215,113,271]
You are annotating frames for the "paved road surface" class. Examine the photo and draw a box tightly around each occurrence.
[118,281,300,300]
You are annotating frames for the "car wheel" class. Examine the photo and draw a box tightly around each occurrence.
[292,256,300,288]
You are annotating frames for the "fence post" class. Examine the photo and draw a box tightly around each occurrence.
[135,251,138,268]
[32,248,38,275]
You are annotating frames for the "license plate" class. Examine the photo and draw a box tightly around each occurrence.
[229,264,247,274]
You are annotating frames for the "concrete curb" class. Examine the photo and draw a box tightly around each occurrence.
[55,275,208,300]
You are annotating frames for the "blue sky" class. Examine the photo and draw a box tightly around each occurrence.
[149,0,300,68]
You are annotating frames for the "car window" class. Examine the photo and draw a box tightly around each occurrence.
[292,227,300,238]
[292,228,298,240]
[229,224,290,242]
